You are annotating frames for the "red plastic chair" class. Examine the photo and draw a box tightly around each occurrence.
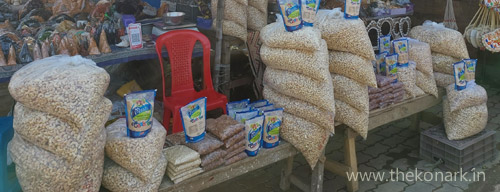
[155,30,227,134]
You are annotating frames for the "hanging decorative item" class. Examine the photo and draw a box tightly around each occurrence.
[464,3,500,50]
[366,20,381,51]
[399,17,411,37]
[444,0,458,30]
[378,17,393,37]
[483,28,500,52]
[391,17,401,39]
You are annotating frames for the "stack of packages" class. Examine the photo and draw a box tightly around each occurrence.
[211,0,248,41]
[398,61,426,99]
[316,9,376,139]
[7,55,111,191]
[408,39,439,98]
[164,145,203,184]
[206,115,247,166]
[409,22,470,87]
[260,20,334,169]
[248,0,268,31]
[368,76,405,110]
[444,84,488,140]
[165,131,227,171]
[101,118,167,191]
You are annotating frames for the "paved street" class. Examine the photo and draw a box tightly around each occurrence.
[203,85,500,192]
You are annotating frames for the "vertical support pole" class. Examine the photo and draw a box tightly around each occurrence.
[280,156,294,191]
[213,0,225,90]
[221,41,231,98]
[410,112,421,132]
[310,150,325,192]
[345,128,358,192]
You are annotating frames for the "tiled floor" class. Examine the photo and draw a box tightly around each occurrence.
[202,85,500,192]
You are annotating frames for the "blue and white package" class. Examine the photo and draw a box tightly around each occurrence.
[235,110,259,124]
[379,35,391,53]
[344,0,361,19]
[124,89,156,138]
[180,97,207,143]
[263,108,283,148]
[301,0,321,27]
[244,115,265,156]
[464,59,477,88]
[385,54,398,83]
[376,51,388,75]
[277,0,303,32]
[255,104,274,115]
[226,99,250,113]
[392,38,409,67]
[249,100,269,108]
[229,107,251,120]
[453,61,466,91]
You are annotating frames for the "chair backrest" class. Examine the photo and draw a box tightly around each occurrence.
[155,30,213,97]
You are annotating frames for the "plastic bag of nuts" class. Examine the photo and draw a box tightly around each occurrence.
[434,72,455,87]
[248,0,267,12]
[105,118,166,182]
[201,149,227,167]
[9,130,106,192]
[260,40,330,82]
[281,113,330,169]
[260,22,323,51]
[211,0,247,27]
[316,15,375,60]
[248,6,267,31]
[446,84,487,113]
[409,25,469,59]
[263,86,335,133]
[101,154,167,192]
[376,75,393,88]
[329,51,377,87]
[223,131,244,148]
[335,100,368,139]
[443,98,488,140]
[8,55,110,129]
[212,19,247,41]
[332,74,369,113]
[13,98,112,163]
[206,115,244,141]
[408,39,433,76]
[416,70,439,98]
[398,64,420,99]
[431,53,461,75]
[264,68,335,113]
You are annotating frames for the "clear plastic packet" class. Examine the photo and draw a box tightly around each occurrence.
[434,72,455,87]
[255,104,275,115]
[416,70,439,98]
[225,152,247,165]
[391,81,404,90]
[379,35,391,53]
[385,54,398,83]
[260,20,322,51]
[235,110,259,123]
[376,75,392,87]
[228,107,251,120]
[446,83,487,113]
[376,51,389,74]
[334,100,368,139]
[392,38,409,67]
[169,167,203,183]
[368,86,382,94]
[226,99,250,113]
[409,25,469,59]
[201,149,227,167]
[184,134,223,155]
[301,0,321,27]
[277,0,303,32]
[369,93,382,100]
[249,100,269,108]
[369,101,379,111]
[328,51,377,87]
[452,61,466,91]
[344,0,361,19]
[223,131,245,148]
[124,90,156,138]
[244,115,265,156]
[167,159,201,174]
[105,118,166,182]
[393,90,405,99]
[464,59,477,87]
[206,115,245,141]
[226,144,246,159]
[443,98,487,140]
[332,74,369,112]
[431,53,460,75]
[180,97,207,143]
[262,108,283,148]
[163,145,200,166]
[408,39,433,76]
[203,159,225,171]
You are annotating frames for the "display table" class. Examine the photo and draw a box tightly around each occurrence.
[0,45,204,83]
[156,89,444,192]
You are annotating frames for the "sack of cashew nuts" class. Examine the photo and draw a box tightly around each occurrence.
[7,55,112,192]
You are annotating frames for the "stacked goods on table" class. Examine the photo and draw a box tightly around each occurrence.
[368,76,405,111]
[7,55,111,191]
[315,8,376,139]
[443,59,487,140]
[260,13,334,169]
[248,0,268,31]
[212,0,248,41]
[408,39,439,98]
[207,115,248,165]
[101,118,167,191]
[409,21,470,87]
[398,61,426,99]
[164,145,203,184]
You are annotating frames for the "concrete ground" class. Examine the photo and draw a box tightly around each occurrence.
[202,85,500,192]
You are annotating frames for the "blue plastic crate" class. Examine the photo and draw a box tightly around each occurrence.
[0,116,21,192]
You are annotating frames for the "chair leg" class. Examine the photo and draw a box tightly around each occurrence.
[221,104,227,114]
[172,107,183,133]
[163,108,172,134]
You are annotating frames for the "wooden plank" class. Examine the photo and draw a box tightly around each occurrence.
[344,128,358,192]
[290,175,310,192]
[280,156,294,191]
[409,112,421,132]
[158,142,298,192]
[324,159,351,178]
[310,154,325,192]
